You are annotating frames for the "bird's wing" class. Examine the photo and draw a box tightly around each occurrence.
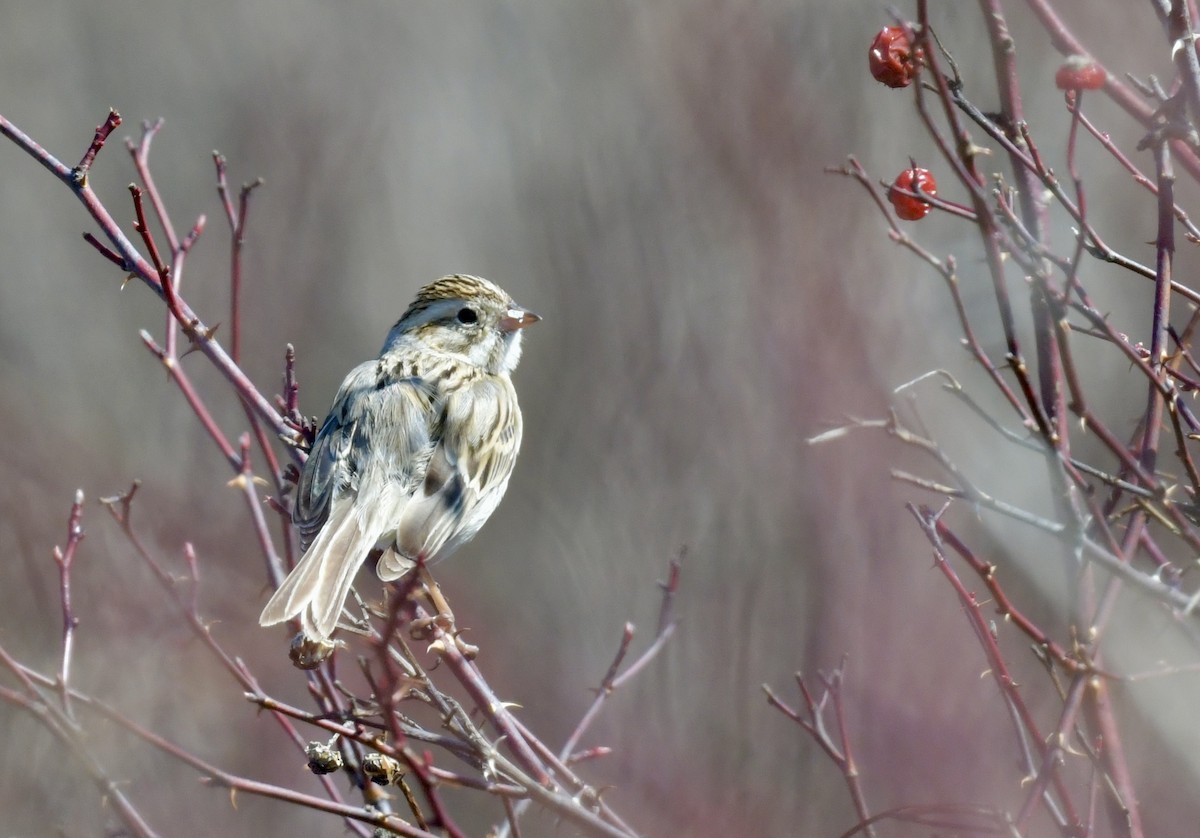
[387,375,522,570]
[263,360,440,639]
[293,360,437,550]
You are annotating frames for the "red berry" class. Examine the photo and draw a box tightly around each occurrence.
[1054,55,1105,90]
[869,26,921,88]
[888,167,937,221]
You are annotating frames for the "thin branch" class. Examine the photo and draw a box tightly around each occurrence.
[52,489,85,719]
[764,657,876,837]
[0,110,298,450]
[73,110,122,182]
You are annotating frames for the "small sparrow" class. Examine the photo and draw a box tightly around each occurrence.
[260,275,540,642]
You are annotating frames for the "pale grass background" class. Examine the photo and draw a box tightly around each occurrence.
[1,1,1198,835]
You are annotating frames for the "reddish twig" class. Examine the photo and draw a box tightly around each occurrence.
[419,605,551,787]
[932,519,1091,675]
[498,557,681,837]
[764,656,875,837]
[0,110,297,450]
[51,490,85,720]
[214,152,263,365]
[139,331,237,464]
[73,110,122,183]
[82,232,127,268]
[977,0,1066,438]
[0,683,159,838]
[910,503,1080,833]
[127,119,179,253]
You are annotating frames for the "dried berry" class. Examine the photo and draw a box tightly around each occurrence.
[869,26,921,89]
[888,167,938,221]
[362,753,404,785]
[289,631,336,669]
[305,741,344,775]
[1055,55,1105,91]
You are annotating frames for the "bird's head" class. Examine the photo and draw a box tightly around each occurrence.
[383,275,540,375]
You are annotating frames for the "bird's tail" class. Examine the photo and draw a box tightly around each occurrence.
[259,501,374,642]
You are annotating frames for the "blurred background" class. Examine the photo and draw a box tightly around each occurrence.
[3,1,1199,835]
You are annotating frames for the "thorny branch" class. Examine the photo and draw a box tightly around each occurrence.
[0,108,676,836]
[764,658,877,838]
[792,2,1200,836]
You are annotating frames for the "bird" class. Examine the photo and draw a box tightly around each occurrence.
[259,274,540,643]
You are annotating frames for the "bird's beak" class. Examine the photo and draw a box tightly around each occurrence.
[499,308,541,332]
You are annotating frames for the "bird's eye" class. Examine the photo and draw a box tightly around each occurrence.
[456,307,478,324]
